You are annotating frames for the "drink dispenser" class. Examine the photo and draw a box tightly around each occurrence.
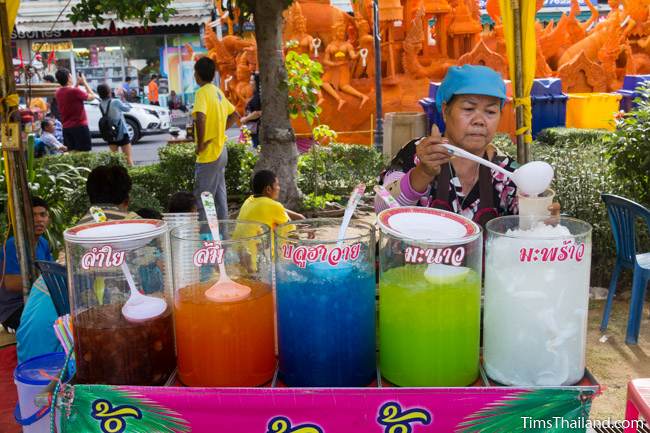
[64,220,175,385]
[483,216,592,386]
[171,221,275,387]
[275,219,376,387]
[378,207,482,387]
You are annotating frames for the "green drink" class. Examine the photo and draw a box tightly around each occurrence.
[379,264,481,386]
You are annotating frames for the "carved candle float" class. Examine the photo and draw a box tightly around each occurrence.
[170,221,275,387]
[64,220,175,385]
[377,207,483,387]
[275,219,377,387]
[483,216,592,386]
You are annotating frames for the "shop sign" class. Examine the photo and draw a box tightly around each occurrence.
[13,29,63,40]
[60,385,596,433]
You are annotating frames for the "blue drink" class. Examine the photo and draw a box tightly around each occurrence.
[276,261,376,387]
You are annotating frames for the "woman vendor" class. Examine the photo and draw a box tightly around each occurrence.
[375,65,558,226]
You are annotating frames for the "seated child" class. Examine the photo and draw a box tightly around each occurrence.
[233,170,305,269]
[167,191,198,213]
[236,170,304,231]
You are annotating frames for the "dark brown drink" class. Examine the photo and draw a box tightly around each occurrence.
[73,303,176,385]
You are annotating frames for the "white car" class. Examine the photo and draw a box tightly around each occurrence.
[85,100,170,144]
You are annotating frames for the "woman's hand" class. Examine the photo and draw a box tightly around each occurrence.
[548,202,561,217]
[410,125,451,193]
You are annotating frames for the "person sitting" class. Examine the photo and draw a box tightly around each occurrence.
[136,208,163,220]
[13,198,64,362]
[77,165,139,225]
[375,65,558,226]
[235,169,305,232]
[39,119,67,155]
[167,191,197,213]
[0,197,54,332]
[168,90,187,112]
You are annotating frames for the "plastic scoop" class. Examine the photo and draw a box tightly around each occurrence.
[338,183,366,242]
[441,143,554,196]
[120,261,167,321]
[201,192,251,302]
[89,207,167,322]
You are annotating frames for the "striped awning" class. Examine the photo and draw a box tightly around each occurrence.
[14,0,212,34]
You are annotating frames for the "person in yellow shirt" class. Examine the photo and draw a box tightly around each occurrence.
[234,170,305,268]
[192,57,238,221]
[237,169,305,231]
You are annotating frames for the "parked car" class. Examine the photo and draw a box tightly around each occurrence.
[85,100,170,144]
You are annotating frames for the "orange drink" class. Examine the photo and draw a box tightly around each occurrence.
[174,278,276,387]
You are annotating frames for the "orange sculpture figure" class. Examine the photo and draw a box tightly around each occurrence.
[447,0,482,59]
[199,0,650,144]
[422,0,452,58]
[402,6,453,79]
[285,2,315,57]
[320,18,369,111]
[353,17,375,79]
[558,51,608,93]
[458,38,508,78]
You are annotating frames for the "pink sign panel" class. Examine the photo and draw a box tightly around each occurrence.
[59,385,597,433]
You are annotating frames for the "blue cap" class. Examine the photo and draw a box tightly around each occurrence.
[435,65,507,111]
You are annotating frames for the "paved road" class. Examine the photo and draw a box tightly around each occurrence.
[91,127,241,166]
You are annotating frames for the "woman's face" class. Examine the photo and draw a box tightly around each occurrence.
[442,95,501,155]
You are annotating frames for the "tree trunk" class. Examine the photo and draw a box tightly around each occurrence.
[252,0,302,209]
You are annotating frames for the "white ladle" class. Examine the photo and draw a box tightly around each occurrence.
[441,143,554,196]
[201,192,251,302]
[89,207,167,322]
[337,183,366,243]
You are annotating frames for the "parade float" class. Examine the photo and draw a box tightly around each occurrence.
[204,0,650,147]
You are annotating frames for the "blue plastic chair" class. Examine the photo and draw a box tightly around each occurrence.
[600,194,650,344]
[35,260,70,316]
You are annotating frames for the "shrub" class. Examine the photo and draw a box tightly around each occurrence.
[534,128,607,148]
[298,143,385,197]
[603,85,650,207]
[225,141,259,199]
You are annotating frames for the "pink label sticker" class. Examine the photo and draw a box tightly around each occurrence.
[81,245,126,270]
[281,243,362,268]
[519,240,586,263]
[193,241,225,267]
[404,246,466,266]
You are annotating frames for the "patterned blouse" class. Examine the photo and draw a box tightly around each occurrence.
[375,138,519,221]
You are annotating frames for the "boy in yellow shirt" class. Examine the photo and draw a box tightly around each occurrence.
[236,170,305,235]
[233,170,304,269]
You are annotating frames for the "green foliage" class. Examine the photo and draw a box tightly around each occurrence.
[535,128,608,148]
[68,0,176,27]
[29,162,91,253]
[495,130,626,287]
[312,124,337,144]
[302,192,342,211]
[458,389,592,432]
[603,84,650,207]
[285,50,323,125]
[298,143,385,197]
[225,142,259,198]
[156,143,196,204]
[64,385,189,433]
